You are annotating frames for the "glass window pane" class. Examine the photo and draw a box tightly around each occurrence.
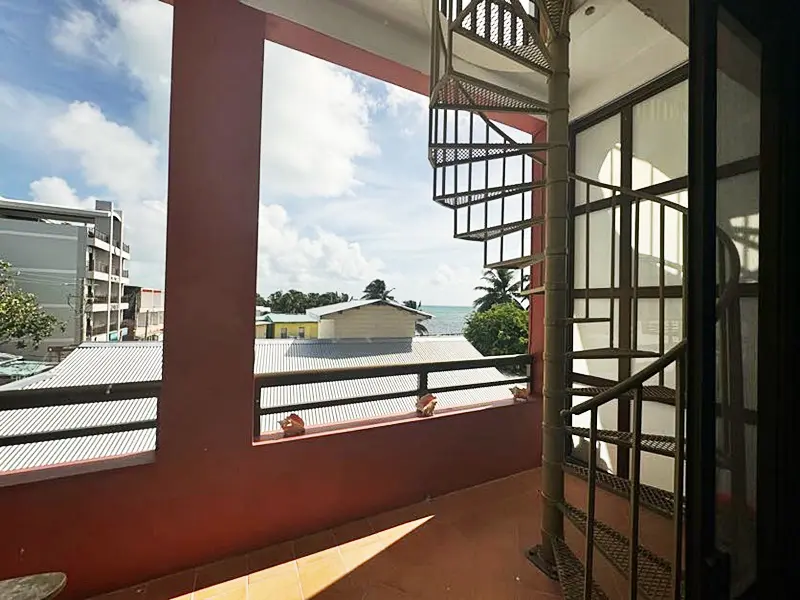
[717,171,759,282]
[575,115,621,205]
[574,207,621,289]
[632,80,689,188]
[631,190,687,287]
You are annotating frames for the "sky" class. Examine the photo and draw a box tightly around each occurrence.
[0,0,490,307]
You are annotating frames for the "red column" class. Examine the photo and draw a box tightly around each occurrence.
[160,0,264,461]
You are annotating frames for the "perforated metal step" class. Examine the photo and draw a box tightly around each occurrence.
[431,73,549,114]
[563,461,678,519]
[485,252,545,270]
[565,385,676,402]
[565,427,677,458]
[455,216,543,241]
[429,142,551,168]
[559,502,679,600]
[567,348,661,360]
[434,181,546,209]
[550,536,610,600]
[452,0,552,76]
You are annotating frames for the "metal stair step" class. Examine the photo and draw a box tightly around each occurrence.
[434,180,546,208]
[565,427,677,458]
[485,252,545,270]
[429,142,551,168]
[454,216,543,241]
[563,461,678,519]
[567,348,661,360]
[549,536,610,600]
[453,0,552,77]
[559,502,680,600]
[431,73,549,114]
[565,385,676,402]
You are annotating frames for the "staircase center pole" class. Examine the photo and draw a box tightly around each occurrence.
[539,7,570,569]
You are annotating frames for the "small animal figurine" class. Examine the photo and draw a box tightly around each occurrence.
[510,386,529,402]
[279,413,305,437]
[416,393,438,417]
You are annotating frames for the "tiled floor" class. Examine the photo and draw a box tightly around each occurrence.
[93,468,674,600]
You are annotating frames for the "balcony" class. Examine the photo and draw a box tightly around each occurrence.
[0,354,540,599]
[88,229,109,244]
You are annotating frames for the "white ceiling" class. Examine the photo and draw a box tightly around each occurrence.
[242,0,688,120]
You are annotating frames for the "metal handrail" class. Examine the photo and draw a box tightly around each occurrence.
[562,174,742,417]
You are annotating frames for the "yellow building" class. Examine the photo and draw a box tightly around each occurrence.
[256,313,318,339]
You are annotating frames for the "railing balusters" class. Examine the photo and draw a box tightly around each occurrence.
[468,113,475,234]
[629,385,643,599]
[483,118,490,265]
[672,354,686,599]
[632,198,641,351]
[609,190,616,346]
[584,180,591,317]
[500,153,507,262]
[584,407,598,600]
[418,369,429,397]
[659,202,666,386]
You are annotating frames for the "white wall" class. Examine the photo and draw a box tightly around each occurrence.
[318,305,420,339]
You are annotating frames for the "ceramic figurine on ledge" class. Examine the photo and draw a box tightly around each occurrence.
[510,386,530,402]
[416,393,437,417]
[279,413,305,437]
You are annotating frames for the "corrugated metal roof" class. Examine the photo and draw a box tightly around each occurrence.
[266,313,319,324]
[0,338,517,473]
[307,299,432,319]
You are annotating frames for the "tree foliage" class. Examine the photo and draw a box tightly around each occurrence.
[403,300,429,336]
[258,290,352,314]
[0,260,61,349]
[463,302,528,363]
[361,279,395,301]
[473,268,522,313]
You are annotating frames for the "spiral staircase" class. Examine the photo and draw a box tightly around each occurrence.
[426,1,750,598]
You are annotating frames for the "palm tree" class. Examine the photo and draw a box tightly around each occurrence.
[403,300,429,335]
[473,268,521,313]
[362,279,395,300]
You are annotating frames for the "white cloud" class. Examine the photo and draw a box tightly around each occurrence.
[29,176,95,210]
[50,7,102,59]
[49,101,164,202]
[383,83,427,136]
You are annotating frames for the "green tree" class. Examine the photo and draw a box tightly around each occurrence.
[463,303,528,373]
[261,290,352,314]
[256,293,268,307]
[362,279,394,301]
[473,268,521,313]
[0,260,61,349]
[403,300,429,336]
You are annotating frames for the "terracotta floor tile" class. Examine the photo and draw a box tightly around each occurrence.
[247,541,295,574]
[295,529,338,559]
[144,569,195,600]
[332,517,375,545]
[97,469,667,600]
[194,554,248,594]
[193,575,246,600]
[248,567,303,600]
[297,552,349,598]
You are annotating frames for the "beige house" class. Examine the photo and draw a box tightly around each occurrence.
[307,299,431,339]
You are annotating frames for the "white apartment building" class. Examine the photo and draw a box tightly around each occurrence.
[123,286,165,341]
[0,197,131,357]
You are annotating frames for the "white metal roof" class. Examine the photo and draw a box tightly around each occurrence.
[306,299,433,319]
[0,338,517,473]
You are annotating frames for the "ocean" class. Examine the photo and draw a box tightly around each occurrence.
[423,305,473,335]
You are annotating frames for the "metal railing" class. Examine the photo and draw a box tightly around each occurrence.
[254,354,532,437]
[0,354,531,461]
[0,380,159,449]
[122,269,129,278]
[122,242,130,253]
[88,229,109,243]
[562,175,745,599]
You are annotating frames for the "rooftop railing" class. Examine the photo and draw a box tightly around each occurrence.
[0,355,532,470]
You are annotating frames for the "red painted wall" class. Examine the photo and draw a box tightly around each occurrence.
[0,402,542,599]
[0,1,545,598]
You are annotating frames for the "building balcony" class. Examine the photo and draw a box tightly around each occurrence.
[0,354,543,599]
